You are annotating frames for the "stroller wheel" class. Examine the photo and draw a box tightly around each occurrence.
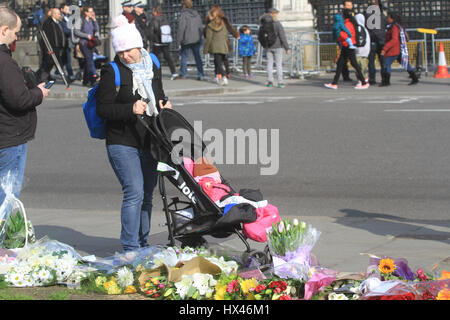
[248,249,269,266]
[179,236,207,248]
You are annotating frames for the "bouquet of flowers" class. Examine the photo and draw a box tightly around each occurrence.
[3,238,80,287]
[0,172,35,249]
[94,266,137,295]
[169,273,217,300]
[266,219,321,280]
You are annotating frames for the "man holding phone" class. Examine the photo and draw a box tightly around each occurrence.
[0,7,50,203]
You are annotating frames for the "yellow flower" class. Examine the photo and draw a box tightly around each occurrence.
[124,285,137,294]
[214,284,227,300]
[439,270,450,280]
[378,258,396,274]
[436,289,450,300]
[240,278,259,295]
[106,282,122,295]
[136,264,145,272]
[103,280,117,290]
[95,276,107,288]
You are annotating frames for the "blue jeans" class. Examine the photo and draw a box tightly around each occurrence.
[383,55,415,74]
[106,144,158,252]
[179,42,204,78]
[79,43,95,84]
[0,143,28,206]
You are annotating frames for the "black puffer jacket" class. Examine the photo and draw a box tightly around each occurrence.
[0,44,43,149]
[96,54,165,149]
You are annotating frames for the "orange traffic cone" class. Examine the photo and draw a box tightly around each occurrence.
[434,43,450,78]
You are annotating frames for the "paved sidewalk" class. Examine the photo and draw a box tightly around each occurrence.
[47,67,286,99]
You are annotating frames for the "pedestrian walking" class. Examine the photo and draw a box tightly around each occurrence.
[341,0,355,82]
[121,0,135,24]
[36,8,66,83]
[148,5,178,80]
[132,1,149,49]
[238,25,257,78]
[176,0,204,81]
[379,12,419,86]
[258,8,290,88]
[60,4,75,82]
[73,6,99,87]
[96,15,172,252]
[0,7,50,205]
[365,0,387,85]
[324,9,369,90]
[204,5,238,86]
[355,13,371,85]
[204,6,239,81]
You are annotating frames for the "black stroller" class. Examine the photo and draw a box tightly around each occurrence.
[137,109,271,265]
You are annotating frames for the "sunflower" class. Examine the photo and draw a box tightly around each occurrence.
[378,258,397,274]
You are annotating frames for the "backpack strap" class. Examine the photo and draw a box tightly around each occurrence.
[149,52,161,69]
[109,61,121,88]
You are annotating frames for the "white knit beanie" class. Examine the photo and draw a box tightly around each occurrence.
[111,15,143,53]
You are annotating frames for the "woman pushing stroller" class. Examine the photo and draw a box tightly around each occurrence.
[96,15,172,252]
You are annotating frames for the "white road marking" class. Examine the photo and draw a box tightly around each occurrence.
[384,109,450,112]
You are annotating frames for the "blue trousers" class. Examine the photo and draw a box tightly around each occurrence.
[0,143,28,206]
[383,55,415,74]
[106,144,158,252]
[179,42,204,78]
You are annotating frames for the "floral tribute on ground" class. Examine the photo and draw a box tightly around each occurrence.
[0,218,449,300]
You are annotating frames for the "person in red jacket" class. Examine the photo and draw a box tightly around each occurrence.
[325,9,369,90]
[379,12,419,86]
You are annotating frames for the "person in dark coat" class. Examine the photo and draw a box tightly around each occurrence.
[97,15,172,252]
[0,8,50,204]
[132,1,149,49]
[148,5,177,80]
[365,0,387,85]
[36,8,66,82]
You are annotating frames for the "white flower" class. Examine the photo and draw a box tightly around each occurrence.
[192,273,217,296]
[352,294,360,300]
[175,275,193,299]
[328,293,349,300]
[278,221,285,233]
[9,273,25,287]
[116,267,134,288]
[205,256,238,275]
[293,219,299,226]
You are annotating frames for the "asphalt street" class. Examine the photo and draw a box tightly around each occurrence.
[20,74,450,272]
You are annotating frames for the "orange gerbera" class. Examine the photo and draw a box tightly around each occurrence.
[439,270,450,280]
[378,258,397,274]
[436,289,450,300]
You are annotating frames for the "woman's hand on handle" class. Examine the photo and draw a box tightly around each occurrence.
[159,99,172,109]
[133,100,147,115]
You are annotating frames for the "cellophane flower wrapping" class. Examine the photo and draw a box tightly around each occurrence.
[266,219,321,280]
[358,279,450,300]
[3,236,82,287]
[0,172,35,249]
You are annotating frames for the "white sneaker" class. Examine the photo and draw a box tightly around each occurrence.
[222,77,228,86]
[214,76,221,85]
[170,73,178,80]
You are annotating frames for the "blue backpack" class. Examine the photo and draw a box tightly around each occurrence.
[83,53,161,139]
